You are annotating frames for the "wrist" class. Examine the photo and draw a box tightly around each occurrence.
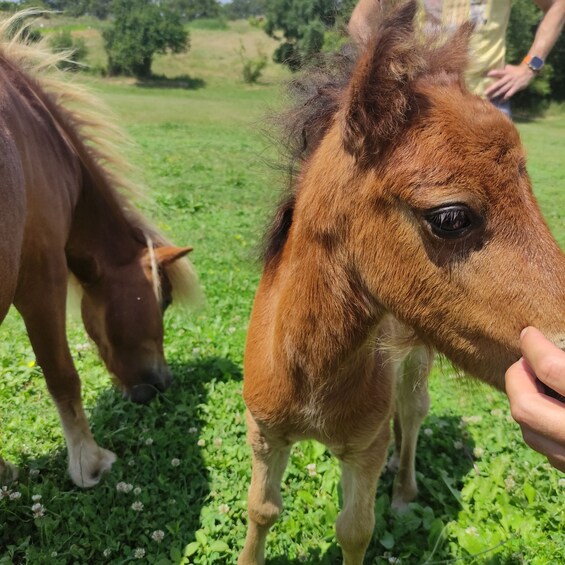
[521,54,544,74]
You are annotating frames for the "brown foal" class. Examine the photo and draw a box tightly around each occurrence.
[239,2,565,563]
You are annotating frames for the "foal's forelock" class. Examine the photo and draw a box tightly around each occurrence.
[144,235,162,304]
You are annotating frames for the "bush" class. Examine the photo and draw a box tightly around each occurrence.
[48,30,88,71]
[237,42,267,83]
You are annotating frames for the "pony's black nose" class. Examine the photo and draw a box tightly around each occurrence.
[124,368,173,404]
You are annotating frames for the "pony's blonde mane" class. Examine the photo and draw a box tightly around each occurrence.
[0,10,199,306]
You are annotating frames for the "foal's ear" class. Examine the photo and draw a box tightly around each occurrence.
[342,0,422,159]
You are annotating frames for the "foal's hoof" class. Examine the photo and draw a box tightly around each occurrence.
[69,446,117,488]
[0,457,19,484]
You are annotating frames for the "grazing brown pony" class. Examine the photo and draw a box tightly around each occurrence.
[239,2,565,563]
[0,13,198,488]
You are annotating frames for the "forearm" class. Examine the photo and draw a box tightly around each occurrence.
[529,0,565,59]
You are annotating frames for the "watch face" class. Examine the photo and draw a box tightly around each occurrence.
[529,56,544,71]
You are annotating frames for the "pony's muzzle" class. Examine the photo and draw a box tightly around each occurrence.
[124,367,173,404]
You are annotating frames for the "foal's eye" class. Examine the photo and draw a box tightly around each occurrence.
[423,205,476,239]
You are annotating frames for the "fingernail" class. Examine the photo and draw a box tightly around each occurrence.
[520,327,529,340]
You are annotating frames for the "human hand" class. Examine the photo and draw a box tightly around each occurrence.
[505,327,565,472]
[484,64,536,101]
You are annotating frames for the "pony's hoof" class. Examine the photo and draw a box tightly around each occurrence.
[0,458,19,484]
[391,485,418,513]
[69,446,117,488]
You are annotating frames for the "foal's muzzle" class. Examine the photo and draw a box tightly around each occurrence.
[123,366,173,404]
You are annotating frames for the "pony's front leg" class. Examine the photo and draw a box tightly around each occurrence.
[14,267,116,487]
[238,411,292,565]
[336,423,391,565]
[391,345,432,510]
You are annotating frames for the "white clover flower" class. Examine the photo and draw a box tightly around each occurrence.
[171,458,181,467]
[227,326,236,334]
[462,415,482,425]
[133,487,141,495]
[504,476,516,491]
[214,437,223,448]
[490,408,503,418]
[388,557,401,564]
[423,428,433,437]
[145,438,154,446]
[465,526,478,536]
[29,469,40,478]
[116,482,134,493]
[75,343,91,352]
[131,501,144,512]
[453,440,463,450]
[31,494,42,502]
[51,552,58,558]
[306,463,317,477]
[0,486,11,499]
[128,459,135,467]
[192,348,200,355]
[133,548,145,559]
[219,504,230,514]
[197,439,206,447]
[103,548,112,558]
[473,447,484,458]
[558,478,565,487]
[31,503,45,518]
[151,529,165,543]
[9,491,22,500]
[188,427,198,434]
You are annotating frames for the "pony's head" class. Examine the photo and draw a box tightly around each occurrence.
[270,0,565,389]
[79,243,194,404]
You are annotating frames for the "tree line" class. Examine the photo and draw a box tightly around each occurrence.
[7,0,564,111]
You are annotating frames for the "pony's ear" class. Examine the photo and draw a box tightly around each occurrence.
[153,246,193,267]
[342,0,422,159]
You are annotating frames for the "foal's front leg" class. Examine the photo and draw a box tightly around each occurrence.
[390,345,432,510]
[239,411,292,565]
[336,423,391,565]
[15,261,116,487]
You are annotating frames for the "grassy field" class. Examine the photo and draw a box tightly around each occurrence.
[1,17,565,565]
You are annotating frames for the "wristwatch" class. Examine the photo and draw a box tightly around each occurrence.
[522,54,544,73]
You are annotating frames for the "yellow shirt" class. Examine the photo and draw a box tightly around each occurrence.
[422,0,512,96]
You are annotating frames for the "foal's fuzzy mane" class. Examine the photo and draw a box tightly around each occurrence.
[0,11,199,305]
[262,0,472,266]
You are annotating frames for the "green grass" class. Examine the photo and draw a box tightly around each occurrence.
[1,17,565,565]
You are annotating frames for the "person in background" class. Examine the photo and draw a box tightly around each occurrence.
[506,327,565,473]
[348,0,565,115]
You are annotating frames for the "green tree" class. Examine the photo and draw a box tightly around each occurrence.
[103,0,189,78]
[264,0,355,70]
[165,0,220,21]
[223,0,265,20]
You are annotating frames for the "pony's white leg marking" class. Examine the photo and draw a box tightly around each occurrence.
[391,345,432,510]
[55,398,116,488]
[0,456,19,483]
[238,411,292,565]
[336,424,390,565]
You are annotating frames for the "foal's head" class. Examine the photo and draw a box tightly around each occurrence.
[280,1,565,388]
[80,243,193,403]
